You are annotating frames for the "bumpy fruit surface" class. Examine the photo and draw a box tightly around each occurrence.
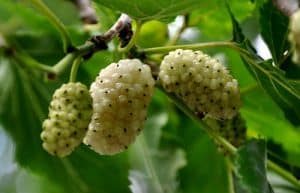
[84,59,155,155]
[41,82,92,157]
[204,114,247,155]
[289,10,300,65]
[159,49,240,119]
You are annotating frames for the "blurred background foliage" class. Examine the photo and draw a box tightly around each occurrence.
[0,0,300,193]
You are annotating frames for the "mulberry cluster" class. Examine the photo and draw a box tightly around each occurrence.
[83,59,155,155]
[159,49,240,119]
[41,83,92,157]
[289,10,300,65]
[204,114,247,155]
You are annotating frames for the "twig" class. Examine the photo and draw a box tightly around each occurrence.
[102,13,132,43]
[52,41,96,74]
[8,14,133,77]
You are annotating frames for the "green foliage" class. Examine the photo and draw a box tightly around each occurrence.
[259,1,289,66]
[188,0,255,40]
[234,139,273,193]
[1,0,300,193]
[229,4,300,126]
[94,0,201,21]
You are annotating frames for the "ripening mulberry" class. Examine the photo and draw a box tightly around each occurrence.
[289,10,300,65]
[159,49,240,119]
[204,114,247,155]
[41,82,92,157]
[84,59,155,155]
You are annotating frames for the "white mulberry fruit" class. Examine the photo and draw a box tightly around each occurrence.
[289,10,300,65]
[159,49,240,119]
[204,114,247,155]
[41,82,93,157]
[84,59,155,155]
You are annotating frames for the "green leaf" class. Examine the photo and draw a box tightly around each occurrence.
[94,0,205,21]
[229,7,300,126]
[234,139,274,193]
[188,0,255,40]
[0,58,130,193]
[179,135,229,193]
[241,90,300,167]
[259,0,289,66]
[129,112,187,193]
[245,59,300,126]
[173,113,229,193]
[0,0,79,35]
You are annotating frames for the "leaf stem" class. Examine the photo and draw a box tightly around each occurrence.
[69,56,82,82]
[30,0,73,52]
[140,41,248,55]
[267,160,300,189]
[13,51,55,73]
[118,20,142,53]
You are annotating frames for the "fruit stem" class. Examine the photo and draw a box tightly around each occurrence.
[156,84,300,189]
[118,20,142,53]
[69,56,82,82]
[140,41,248,55]
[29,0,73,52]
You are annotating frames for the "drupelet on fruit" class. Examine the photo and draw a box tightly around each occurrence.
[41,82,93,157]
[84,59,155,155]
[159,49,241,119]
